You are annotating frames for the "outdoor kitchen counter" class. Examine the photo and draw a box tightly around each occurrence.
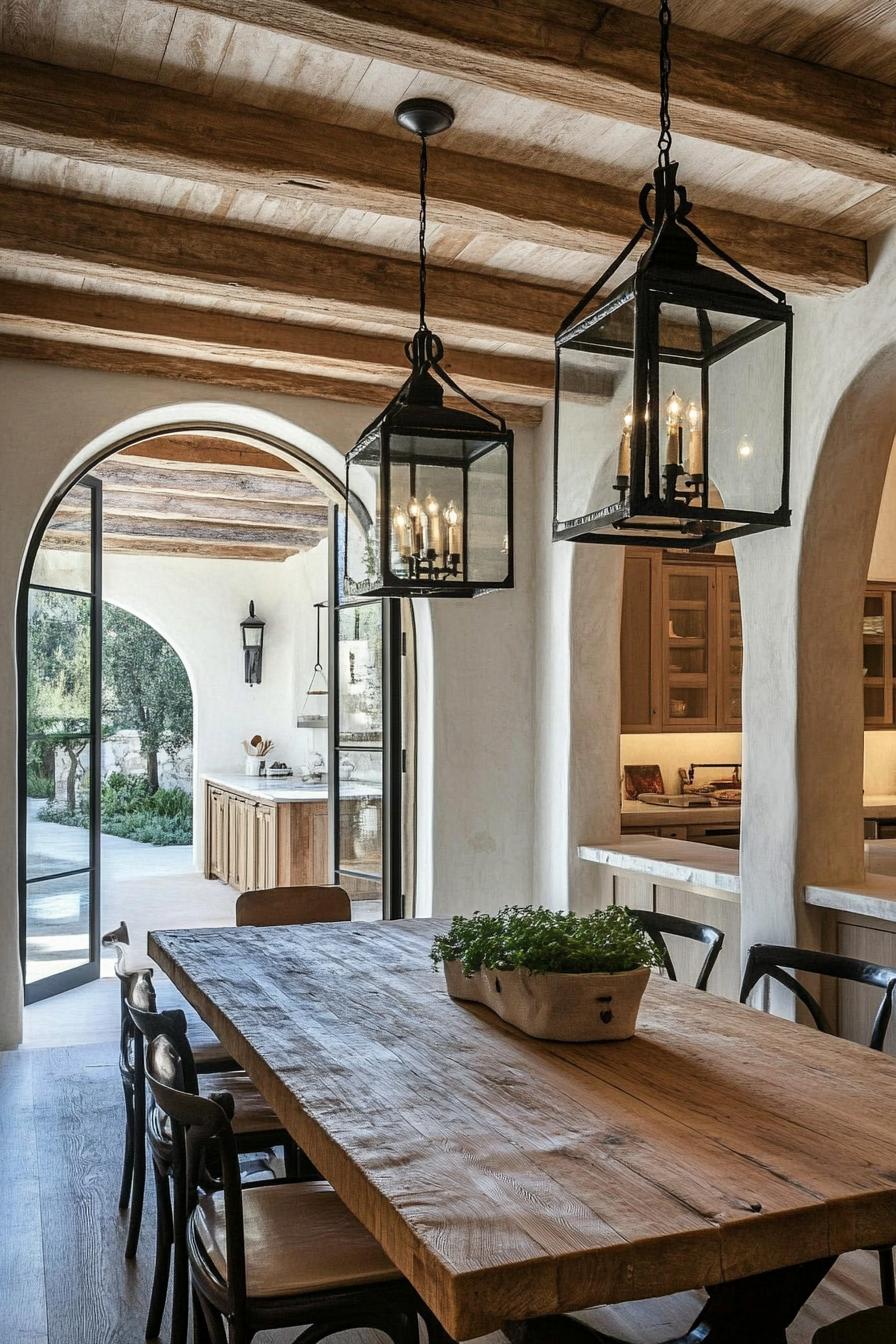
[203,772,371,803]
[579,835,741,901]
[203,772,330,804]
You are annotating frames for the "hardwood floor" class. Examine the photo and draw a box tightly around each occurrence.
[1,1033,882,1343]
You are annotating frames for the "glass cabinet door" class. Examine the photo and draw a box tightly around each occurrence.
[662,566,717,729]
[719,570,743,729]
[863,591,892,726]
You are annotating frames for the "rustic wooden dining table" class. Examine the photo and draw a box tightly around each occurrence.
[149,917,896,1344]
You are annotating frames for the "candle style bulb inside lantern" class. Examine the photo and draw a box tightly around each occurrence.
[423,492,442,557]
[392,504,412,567]
[616,404,634,490]
[737,434,754,459]
[686,400,704,481]
[664,390,683,466]
[444,499,462,564]
[407,496,424,556]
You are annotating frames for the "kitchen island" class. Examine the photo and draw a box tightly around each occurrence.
[203,773,329,894]
[579,836,742,1000]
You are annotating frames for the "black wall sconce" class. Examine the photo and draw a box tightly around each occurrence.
[240,601,265,686]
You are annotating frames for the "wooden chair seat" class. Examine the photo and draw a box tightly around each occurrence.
[813,1306,896,1341]
[153,984,232,1068]
[193,1180,402,1299]
[198,1071,285,1137]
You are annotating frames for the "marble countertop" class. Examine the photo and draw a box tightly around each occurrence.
[863,795,896,818]
[621,800,741,827]
[203,772,331,803]
[579,836,740,900]
[804,839,896,921]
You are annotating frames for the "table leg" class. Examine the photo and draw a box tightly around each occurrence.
[503,1255,837,1344]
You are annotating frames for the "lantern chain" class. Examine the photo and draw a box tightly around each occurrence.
[417,131,428,332]
[657,0,672,168]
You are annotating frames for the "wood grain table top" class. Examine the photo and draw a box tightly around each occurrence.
[149,918,896,1340]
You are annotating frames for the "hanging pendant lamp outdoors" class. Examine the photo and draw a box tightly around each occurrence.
[553,0,792,550]
[343,98,514,599]
[297,601,328,728]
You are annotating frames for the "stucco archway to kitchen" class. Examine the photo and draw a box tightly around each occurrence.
[2,389,424,1047]
[791,346,896,949]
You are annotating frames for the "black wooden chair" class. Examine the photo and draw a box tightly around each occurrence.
[145,1030,423,1344]
[103,922,235,1260]
[630,908,725,992]
[128,975,299,1344]
[740,943,896,1306]
[813,1306,896,1341]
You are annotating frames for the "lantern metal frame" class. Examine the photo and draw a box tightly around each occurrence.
[343,99,514,601]
[553,2,792,551]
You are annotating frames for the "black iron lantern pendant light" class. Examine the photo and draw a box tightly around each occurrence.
[553,0,792,550]
[343,99,514,599]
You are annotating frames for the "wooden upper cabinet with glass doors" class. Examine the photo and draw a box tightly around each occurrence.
[622,555,894,732]
[863,587,894,728]
[621,552,739,734]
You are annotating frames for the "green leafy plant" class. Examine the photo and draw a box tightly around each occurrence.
[430,905,664,977]
[37,774,192,846]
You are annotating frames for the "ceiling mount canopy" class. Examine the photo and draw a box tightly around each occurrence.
[553,0,792,552]
[343,99,513,601]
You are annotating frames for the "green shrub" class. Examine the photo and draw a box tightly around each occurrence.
[101,772,151,815]
[101,812,192,846]
[26,768,54,800]
[37,800,88,828]
[430,905,664,976]
[37,774,192,845]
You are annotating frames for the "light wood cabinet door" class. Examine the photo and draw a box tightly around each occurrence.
[227,794,250,890]
[717,569,742,729]
[620,552,661,733]
[862,587,893,727]
[661,565,718,730]
[836,920,896,1056]
[254,804,277,890]
[206,786,227,879]
[653,886,742,1002]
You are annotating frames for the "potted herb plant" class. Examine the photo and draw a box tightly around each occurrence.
[430,905,664,1042]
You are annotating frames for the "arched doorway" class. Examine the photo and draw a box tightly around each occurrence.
[796,347,896,936]
[15,406,417,1009]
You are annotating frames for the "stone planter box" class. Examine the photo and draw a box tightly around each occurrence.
[442,960,651,1042]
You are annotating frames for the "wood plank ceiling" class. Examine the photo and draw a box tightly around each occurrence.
[0,0,894,428]
[48,434,332,560]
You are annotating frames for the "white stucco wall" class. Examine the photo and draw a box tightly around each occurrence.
[0,366,539,1045]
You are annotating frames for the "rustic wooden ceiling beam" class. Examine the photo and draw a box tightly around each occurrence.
[56,490,329,530]
[44,534,295,562]
[91,458,329,505]
[47,512,318,548]
[118,436,304,474]
[0,185,566,351]
[182,0,896,189]
[0,56,865,294]
[0,281,555,401]
[0,332,544,427]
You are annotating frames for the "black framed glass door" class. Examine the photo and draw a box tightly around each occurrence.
[329,509,403,920]
[18,476,103,1003]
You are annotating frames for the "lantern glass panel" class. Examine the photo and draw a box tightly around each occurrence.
[387,431,508,588]
[242,624,263,648]
[466,440,511,585]
[705,317,787,517]
[345,440,382,596]
[555,299,635,533]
